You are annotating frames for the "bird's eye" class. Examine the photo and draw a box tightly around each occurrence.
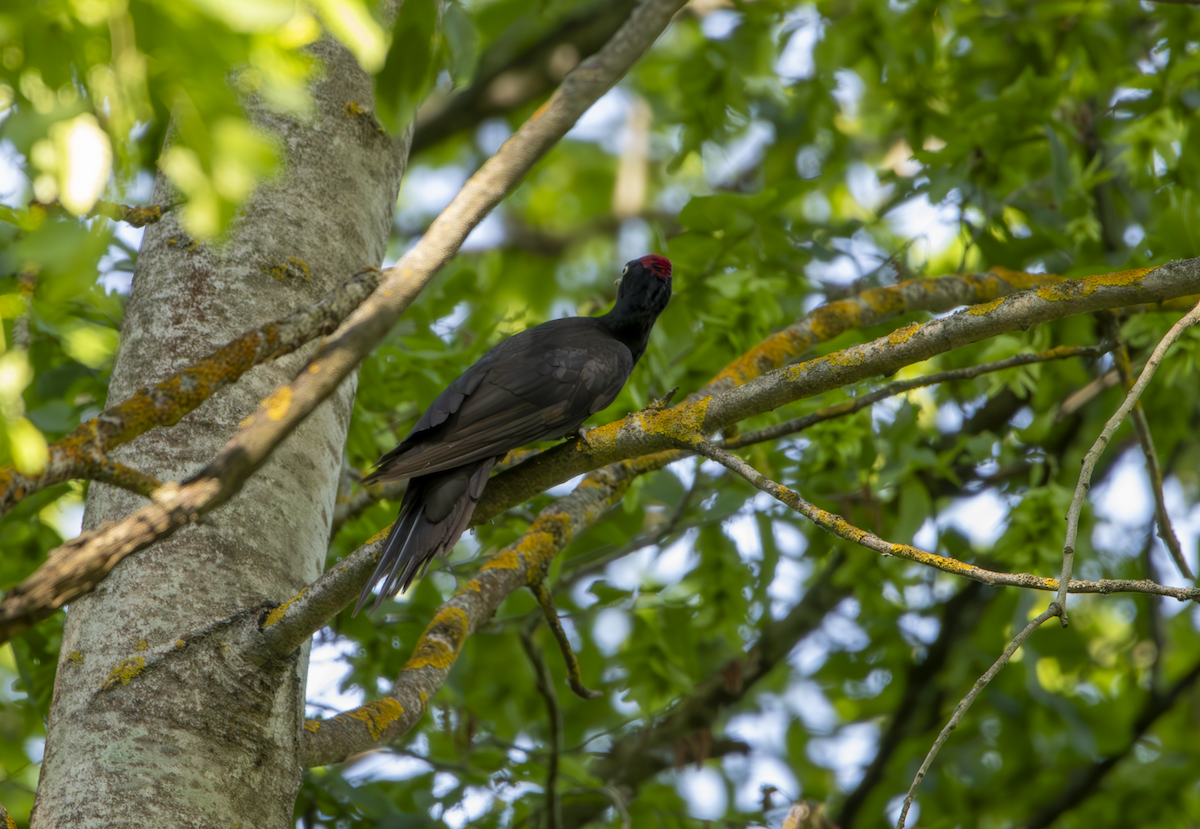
[622,265,630,275]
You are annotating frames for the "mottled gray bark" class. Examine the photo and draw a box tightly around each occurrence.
[33,37,409,829]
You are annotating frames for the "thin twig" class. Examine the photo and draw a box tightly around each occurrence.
[89,460,163,500]
[530,580,603,699]
[520,623,563,829]
[593,788,632,829]
[691,442,1200,602]
[1128,405,1190,577]
[837,581,992,829]
[720,344,1110,450]
[1056,298,1200,624]
[1142,528,1168,697]
[1056,367,1121,419]
[895,604,1062,829]
[30,198,172,227]
[11,266,36,350]
[1101,320,1193,579]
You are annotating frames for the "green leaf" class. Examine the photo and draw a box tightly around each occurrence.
[374,0,441,133]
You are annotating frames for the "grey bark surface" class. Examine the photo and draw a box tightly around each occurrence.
[33,38,409,829]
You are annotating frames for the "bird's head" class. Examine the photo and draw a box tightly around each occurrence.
[615,254,673,316]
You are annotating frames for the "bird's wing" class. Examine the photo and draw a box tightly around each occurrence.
[364,318,633,483]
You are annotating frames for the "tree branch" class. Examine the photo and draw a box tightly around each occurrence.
[520,622,564,829]
[720,343,1111,450]
[298,452,673,767]
[0,0,689,644]
[25,198,172,227]
[836,582,994,828]
[691,442,1200,602]
[13,259,1197,645]
[0,267,385,519]
[529,579,602,699]
[1100,316,1192,579]
[896,604,1063,829]
[411,0,641,154]
[473,261,1200,524]
[272,333,1110,658]
[330,479,406,538]
[284,269,1200,770]
[1055,296,1200,624]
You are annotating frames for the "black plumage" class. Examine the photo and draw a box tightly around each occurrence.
[354,254,673,614]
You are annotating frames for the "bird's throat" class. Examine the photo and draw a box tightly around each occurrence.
[597,308,658,364]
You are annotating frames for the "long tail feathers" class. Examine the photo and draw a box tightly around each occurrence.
[353,458,496,616]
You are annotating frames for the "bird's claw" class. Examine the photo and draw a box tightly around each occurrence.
[643,385,680,412]
[568,425,593,448]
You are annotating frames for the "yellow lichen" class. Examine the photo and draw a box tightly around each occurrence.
[304,719,322,732]
[1036,267,1152,302]
[263,387,292,421]
[961,272,1000,301]
[713,328,812,385]
[404,606,470,671]
[889,543,978,577]
[967,298,1005,316]
[365,524,392,546]
[516,512,573,575]
[260,258,310,282]
[287,257,310,280]
[479,548,520,572]
[263,587,307,628]
[339,697,404,741]
[642,396,711,443]
[102,656,146,689]
[134,639,148,651]
[174,640,186,649]
[345,100,368,118]
[859,287,907,316]
[463,578,483,593]
[1096,266,1154,286]
[404,636,455,672]
[67,650,83,666]
[989,265,1062,292]
[167,236,199,252]
[578,417,622,453]
[887,323,921,345]
[826,349,866,368]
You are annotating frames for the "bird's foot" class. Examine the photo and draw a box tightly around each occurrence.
[567,425,593,448]
[643,386,680,412]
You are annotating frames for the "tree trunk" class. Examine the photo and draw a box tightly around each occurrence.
[32,38,409,828]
